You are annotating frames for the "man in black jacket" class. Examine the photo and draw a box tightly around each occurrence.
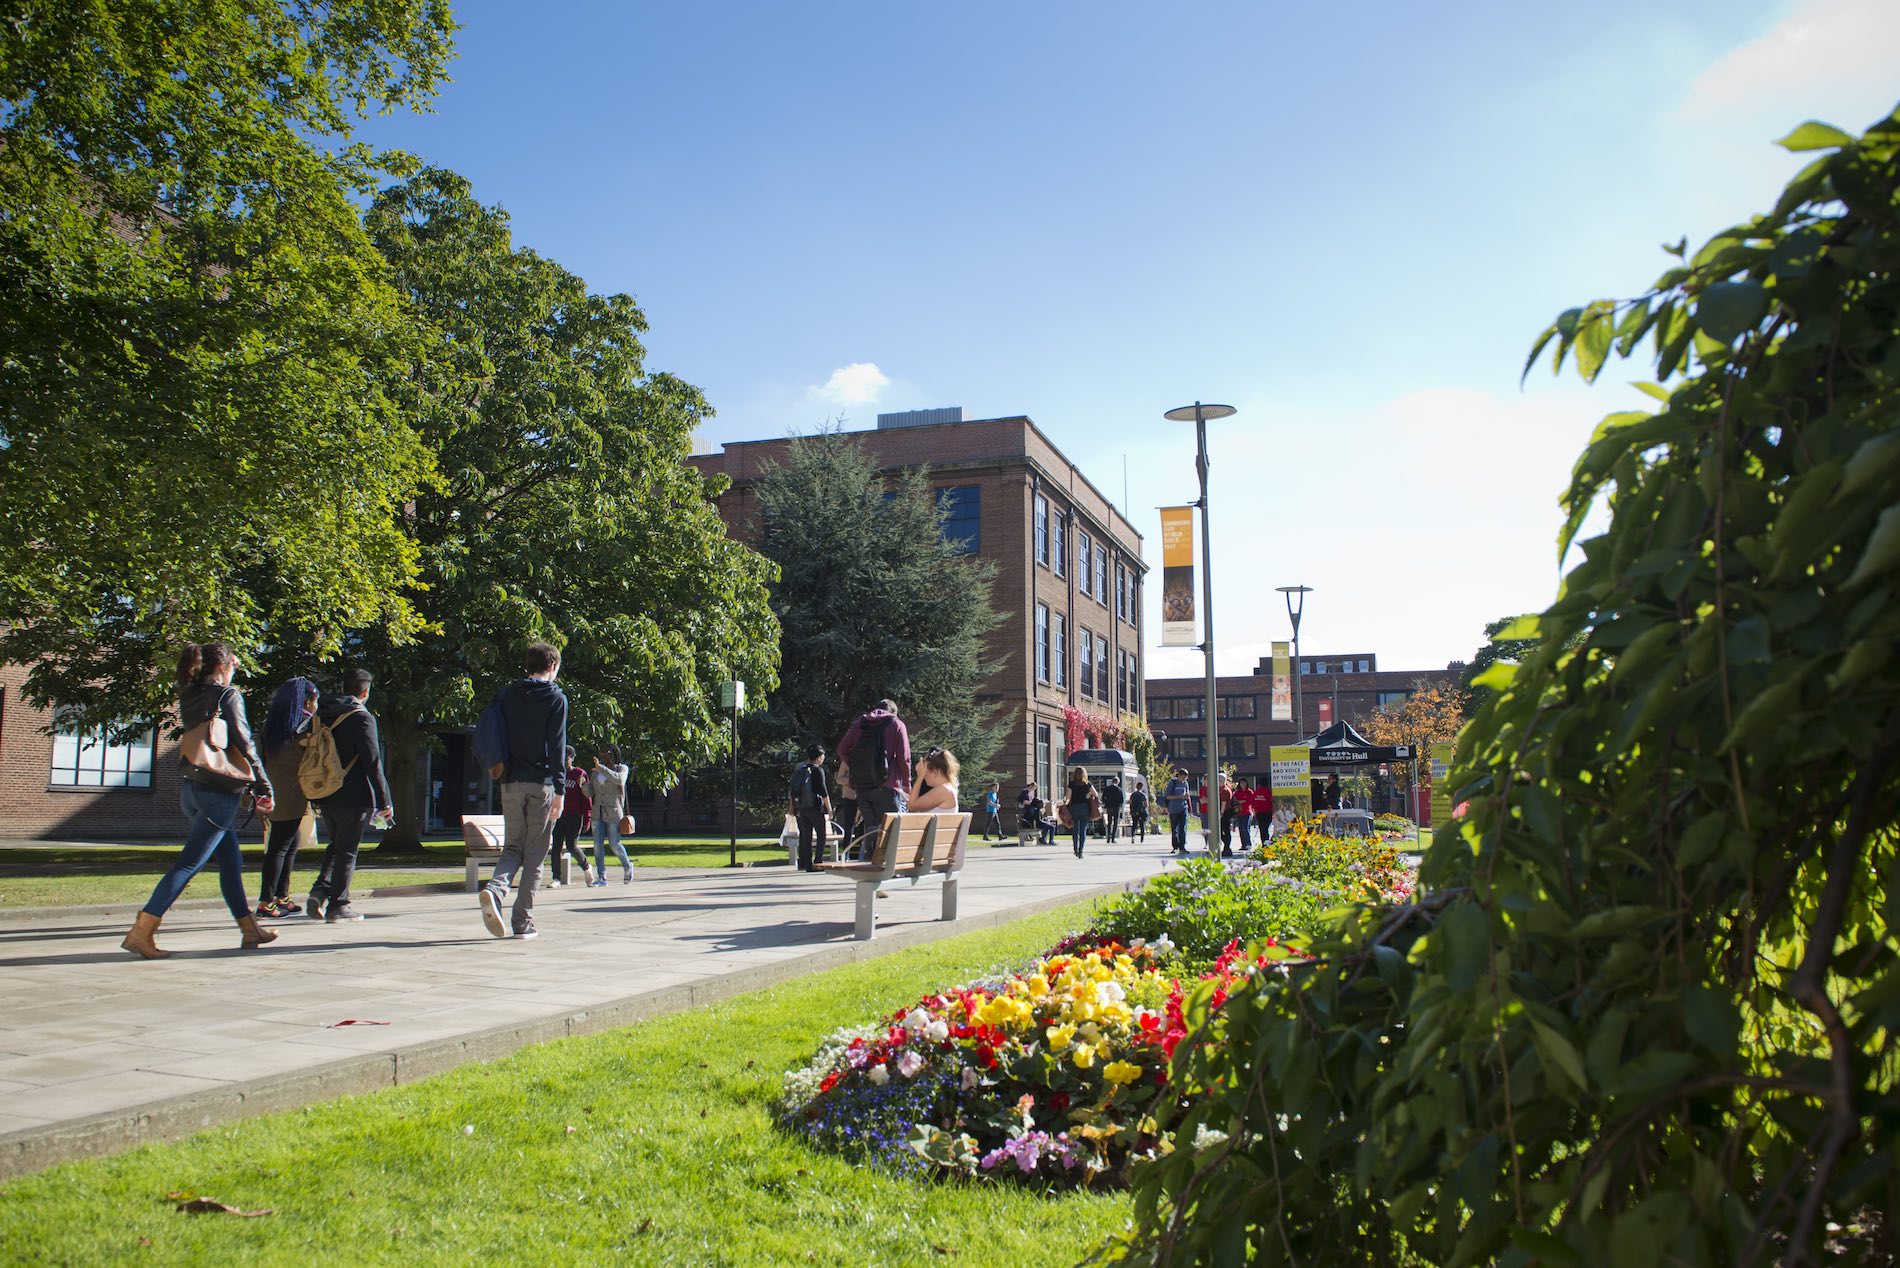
[788,743,831,872]
[479,642,568,940]
[306,667,394,922]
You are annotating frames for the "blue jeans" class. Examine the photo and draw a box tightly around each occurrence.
[145,781,250,920]
[1071,817,1088,855]
[1169,808,1188,850]
[594,817,631,876]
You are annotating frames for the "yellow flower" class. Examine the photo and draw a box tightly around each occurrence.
[1026,974,1050,998]
[1103,1060,1143,1086]
[1046,1023,1076,1051]
[1072,1042,1098,1069]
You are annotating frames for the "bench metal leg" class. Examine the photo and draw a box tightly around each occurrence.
[466,858,479,892]
[941,874,959,922]
[854,883,877,940]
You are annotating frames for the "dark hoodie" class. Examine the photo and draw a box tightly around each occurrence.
[315,693,393,814]
[836,708,910,794]
[500,677,568,786]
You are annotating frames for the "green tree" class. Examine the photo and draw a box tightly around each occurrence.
[1113,105,1900,1266]
[1458,613,1541,704]
[734,431,1011,811]
[333,170,779,851]
[0,0,455,732]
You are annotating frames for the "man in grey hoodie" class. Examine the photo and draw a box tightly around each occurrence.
[479,642,568,940]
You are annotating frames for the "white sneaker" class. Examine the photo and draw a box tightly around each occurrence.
[478,887,506,939]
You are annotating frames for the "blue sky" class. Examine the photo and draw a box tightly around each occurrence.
[355,0,1896,678]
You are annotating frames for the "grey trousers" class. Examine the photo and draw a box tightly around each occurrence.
[491,781,556,927]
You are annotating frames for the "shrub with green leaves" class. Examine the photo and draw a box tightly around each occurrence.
[1108,105,1900,1267]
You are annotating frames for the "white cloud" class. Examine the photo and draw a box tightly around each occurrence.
[1676,0,1898,124]
[805,361,892,409]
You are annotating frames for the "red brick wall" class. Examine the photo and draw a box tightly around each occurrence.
[0,662,190,840]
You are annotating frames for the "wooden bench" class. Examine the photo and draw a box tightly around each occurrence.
[816,812,969,940]
[462,815,505,891]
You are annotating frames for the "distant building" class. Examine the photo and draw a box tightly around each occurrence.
[685,412,1146,817]
[1143,651,1458,788]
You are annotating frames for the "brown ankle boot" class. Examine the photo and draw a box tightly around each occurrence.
[237,915,278,949]
[121,911,171,960]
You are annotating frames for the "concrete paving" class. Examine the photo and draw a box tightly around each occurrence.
[0,832,1183,1179]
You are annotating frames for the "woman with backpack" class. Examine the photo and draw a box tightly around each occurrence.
[590,743,634,885]
[256,676,320,917]
[121,641,278,958]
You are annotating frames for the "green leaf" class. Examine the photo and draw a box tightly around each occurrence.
[1493,614,1541,642]
[1575,307,1614,382]
[1681,985,1740,1054]
[1437,900,1491,993]
[1532,1020,1590,1091]
[1838,432,1900,501]
[1572,907,1669,938]
[1843,504,1900,589]
[1694,280,1768,343]
[1722,675,1802,752]
[1470,661,1518,694]
[1726,616,1770,665]
[1775,121,1853,151]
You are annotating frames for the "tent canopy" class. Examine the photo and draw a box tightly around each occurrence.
[1301,720,1412,767]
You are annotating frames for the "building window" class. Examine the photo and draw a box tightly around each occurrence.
[1035,604,1050,682]
[1077,530,1092,594]
[1036,722,1052,797]
[1300,660,1311,675]
[1052,512,1066,578]
[50,715,156,788]
[1095,545,1109,603]
[1078,629,1093,700]
[1034,495,1048,566]
[1218,695,1257,720]
[1173,736,1205,760]
[1130,656,1139,711]
[1149,697,1172,721]
[1116,649,1127,712]
[938,485,979,554]
[1053,614,1068,689]
[1115,561,1126,621]
[1177,696,1203,721]
[1223,736,1258,760]
[1095,635,1109,702]
[1358,659,1370,673]
[1377,690,1410,708]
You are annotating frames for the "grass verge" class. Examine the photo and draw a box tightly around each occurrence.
[0,901,1128,1266]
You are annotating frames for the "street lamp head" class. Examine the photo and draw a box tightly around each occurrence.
[1275,585,1314,597]
[1164,403,1237,422]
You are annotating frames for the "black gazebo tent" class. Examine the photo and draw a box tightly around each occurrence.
[1302,720,1412,767]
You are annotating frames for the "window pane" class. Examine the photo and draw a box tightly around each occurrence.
[1035,604,1049,681]
[1052,513,1065,576]
[1096,636,1108,702]
[1054,616,1067,688]
[1035,496,1048,565]
[1095,546,1108,602]
[937,485,980,554]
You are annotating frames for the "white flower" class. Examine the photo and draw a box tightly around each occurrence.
[1191,1124,1230,1151]
[904,1008,932,1032]
[924,1019,950,1044]
[897,1050,925,1079]
[1130,937,1147,950]
[867,1063,891,1086]
[1096,980,1126,1005]
[961,1067,980,1090]
[1151,934,1176,957]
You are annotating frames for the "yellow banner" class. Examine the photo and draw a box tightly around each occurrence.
[1269,745,1310,803]
[1429,742,1455,826]
[1159,506,1194,647]
[1270,640,1291,721]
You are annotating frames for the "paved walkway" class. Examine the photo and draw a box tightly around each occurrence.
[0,834,1179,1178]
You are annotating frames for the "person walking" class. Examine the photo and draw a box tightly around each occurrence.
[1325,772,1343,811]
[305,668,394,922]
[788,744,832,871]
[981,783,1002,840]
[1100,776,1125,844]
[1061,767,1100,859]
[478,642,568,939]
[1253,783,1275,845]
[589,743,634,885]
[1232,777,1257,854]
[256,676,319,917]
[836,699,911,835]
[122,642,278,958]
[1163,768,1191,854]
[1128,780,1149,843]
[548,746,596,887]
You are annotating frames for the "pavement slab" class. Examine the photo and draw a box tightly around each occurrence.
[0,835,1182,1179]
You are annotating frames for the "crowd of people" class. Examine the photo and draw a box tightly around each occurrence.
[121,638,1274,959]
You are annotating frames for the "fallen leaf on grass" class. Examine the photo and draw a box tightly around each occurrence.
[176,1198,272,1218]
[636,1217,652,1235]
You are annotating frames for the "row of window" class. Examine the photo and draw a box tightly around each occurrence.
[1303,658,1371,675]
[1166,735,1258,760]
[50,720,158,788]
[1033,605,1139,711]
[1033,493,1135,625]
[1149,694,1257,721]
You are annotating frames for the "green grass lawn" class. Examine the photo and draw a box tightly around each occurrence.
[0,836,787,909]
[0,902,1128,1266]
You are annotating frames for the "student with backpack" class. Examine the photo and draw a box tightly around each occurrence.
[303,667,394,923]
[256,676,320,917]
[1128,781,1150,842]
[476,642,569,939]
[835,699,911,844]
[788,744,832,871]
[1100,776,1125,844]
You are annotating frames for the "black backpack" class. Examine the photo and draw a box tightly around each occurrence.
[793,762,820,810]
[847,718,890,791]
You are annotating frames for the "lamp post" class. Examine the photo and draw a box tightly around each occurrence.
[1276,585,1313,739]
[1166,401,1235,853]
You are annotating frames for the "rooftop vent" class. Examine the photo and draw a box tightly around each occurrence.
[876,407,963,430]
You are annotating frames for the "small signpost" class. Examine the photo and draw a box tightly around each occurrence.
[722,680,745,867]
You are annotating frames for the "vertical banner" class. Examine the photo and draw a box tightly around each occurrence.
[1270,641,1291,721]
[1269,745,1311,819]
[1428,741,1454,827]
[1318,697,1333,725]
[1159,507,1195,647]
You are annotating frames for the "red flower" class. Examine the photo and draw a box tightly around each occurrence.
[975,1044,998,1070]
[1048,1091,1071,1112]
[819,1071,840,1093]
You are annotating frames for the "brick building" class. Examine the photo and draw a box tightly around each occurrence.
[1143,651,1458,788]
[0,662,189,839]
[687,410,1147,806]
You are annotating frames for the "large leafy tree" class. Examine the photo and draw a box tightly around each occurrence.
[1113,105,1900,1266]
[0,1,455,731]
[732,431,1011,810]
[335,169,779,850]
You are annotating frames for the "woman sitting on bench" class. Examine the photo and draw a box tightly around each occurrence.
[909,748,960,813]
